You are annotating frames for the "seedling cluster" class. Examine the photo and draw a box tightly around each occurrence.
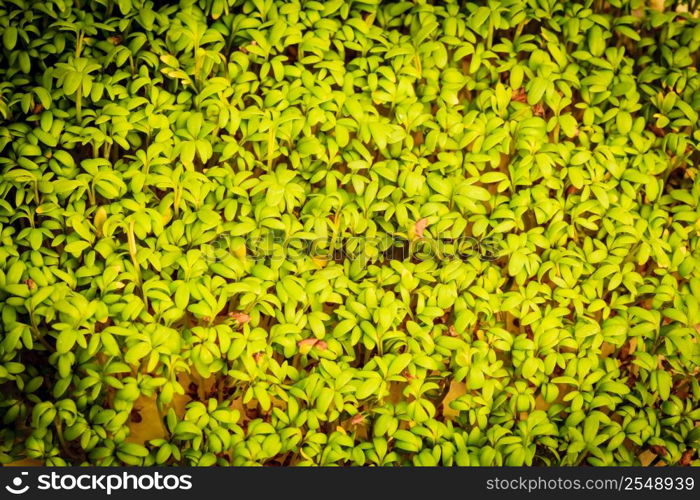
[0,0,699,466]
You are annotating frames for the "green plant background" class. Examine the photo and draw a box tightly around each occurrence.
[0,0,699,466]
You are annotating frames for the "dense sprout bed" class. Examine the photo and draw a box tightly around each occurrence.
[1,0,699,467]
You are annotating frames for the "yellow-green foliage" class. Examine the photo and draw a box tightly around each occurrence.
[0,0,699,466]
